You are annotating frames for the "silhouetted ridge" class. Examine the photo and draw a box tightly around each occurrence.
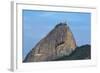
[52,44,91,61]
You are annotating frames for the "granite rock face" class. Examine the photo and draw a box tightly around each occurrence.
[24,22,77,62]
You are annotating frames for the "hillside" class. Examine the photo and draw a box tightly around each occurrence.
[52,44,91,61]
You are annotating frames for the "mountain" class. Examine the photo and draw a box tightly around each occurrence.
[23,22,77,62]
[52,44,91,61]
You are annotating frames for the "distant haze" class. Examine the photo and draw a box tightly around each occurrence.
[23,10,91,60]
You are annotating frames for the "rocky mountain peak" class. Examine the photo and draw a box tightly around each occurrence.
[24,22,77,62]
[55,22,67,28]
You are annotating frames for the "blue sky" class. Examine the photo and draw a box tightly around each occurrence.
[22,10,91,59]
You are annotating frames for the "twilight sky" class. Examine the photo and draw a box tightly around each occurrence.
[22,10,91,59]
